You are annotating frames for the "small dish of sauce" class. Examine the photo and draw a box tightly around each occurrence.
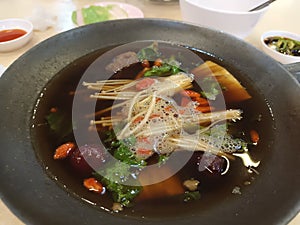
[0,18,33,52]
[0,29,27,43]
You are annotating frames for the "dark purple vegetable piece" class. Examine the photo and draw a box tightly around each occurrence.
[69,144,107,175]
[196,153,227,175]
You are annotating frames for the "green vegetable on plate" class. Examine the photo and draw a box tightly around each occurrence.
[72,5,128,25]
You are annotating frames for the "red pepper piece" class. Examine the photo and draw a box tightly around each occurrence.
[250,129,259,144]
[196,106,214,113]
[194,97,209,106]
[83,178,105,194]
[53,142,76,159]
[136,148,153,156]
[181,90,201,98]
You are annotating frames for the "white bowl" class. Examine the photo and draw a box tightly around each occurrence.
[0,18,33,52]
[179,0,269,39]
[260,30,300,64]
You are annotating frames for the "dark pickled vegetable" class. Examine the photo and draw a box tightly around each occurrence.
[264,36,300,56]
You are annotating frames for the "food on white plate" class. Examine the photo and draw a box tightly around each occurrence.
[72,3,143,26]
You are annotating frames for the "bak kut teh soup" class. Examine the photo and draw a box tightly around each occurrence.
[31,41,274,218]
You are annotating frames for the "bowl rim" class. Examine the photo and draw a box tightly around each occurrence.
[260,30,300,60]
[181,0,269,15]
[0,18,33,45]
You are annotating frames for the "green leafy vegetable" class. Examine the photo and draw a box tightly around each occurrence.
[137,42,161,61]
[98,161,142,206]
[113,141,146,167]
[105,130,146,167]
[137,42,183,77]
[46,109,73,141]
[103,180,141,207]
[200,77,221,100]
[94,131,146,206]
[158,154,170,166]
[183,191,201,202]
[143,63,181,77]
[72,5,128,25]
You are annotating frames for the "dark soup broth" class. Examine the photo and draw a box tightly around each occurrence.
[31,41,274,218]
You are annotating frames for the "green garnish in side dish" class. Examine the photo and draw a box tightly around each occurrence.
[72,5,128,25]
[264,36,300,56]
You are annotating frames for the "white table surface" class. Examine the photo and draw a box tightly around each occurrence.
[0,0,299,224]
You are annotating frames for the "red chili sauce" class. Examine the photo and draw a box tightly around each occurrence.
[0,29,27,42]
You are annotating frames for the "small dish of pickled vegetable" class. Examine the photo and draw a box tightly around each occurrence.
[261,30,300,64]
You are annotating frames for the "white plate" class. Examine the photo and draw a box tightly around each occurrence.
[74,2,144,26]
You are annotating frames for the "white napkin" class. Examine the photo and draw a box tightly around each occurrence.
[27,6,57,31]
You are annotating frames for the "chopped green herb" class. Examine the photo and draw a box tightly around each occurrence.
[137,42,161,61]
[200,77,221,100]
[143,63,181,77]
[97,161,142,206]
[106,181,141,207]
[105,130,146,167]
[158,154,170,166]
[183,191,201,202]
[95,131,146,206]
[46,109,73,142]
[114,141,146,167]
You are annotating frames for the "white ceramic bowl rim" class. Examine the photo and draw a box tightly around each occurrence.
[261,30,300,60]
[185,0,270,15]
[0,18,33,45]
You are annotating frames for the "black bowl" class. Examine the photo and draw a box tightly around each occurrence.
[0,19,299,225]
